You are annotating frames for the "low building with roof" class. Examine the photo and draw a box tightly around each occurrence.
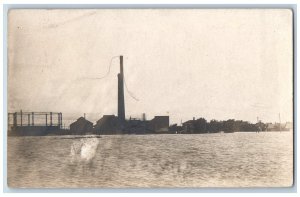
[70,117,93,135]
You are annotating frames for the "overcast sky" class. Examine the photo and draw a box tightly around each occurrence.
[8,9,293,125]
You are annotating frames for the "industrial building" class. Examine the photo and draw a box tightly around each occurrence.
[92,56,170,135]
[93,115,123,135]
[93,115,170,135]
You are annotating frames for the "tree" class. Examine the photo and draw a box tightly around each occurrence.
[194,118,207,133]
[208,119,222,133]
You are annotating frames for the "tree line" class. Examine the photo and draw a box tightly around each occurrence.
[170,118,267,133]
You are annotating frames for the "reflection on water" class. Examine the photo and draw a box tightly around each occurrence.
[8,132,293,188]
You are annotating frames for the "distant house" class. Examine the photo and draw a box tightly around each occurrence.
[70,117,93,135]
[148,116,169,133]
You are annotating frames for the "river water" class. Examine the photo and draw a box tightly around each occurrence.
[7,132,293,188]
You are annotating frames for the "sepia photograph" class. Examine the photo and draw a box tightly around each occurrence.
[6,8,294,188]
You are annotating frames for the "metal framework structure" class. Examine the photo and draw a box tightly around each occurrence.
[8,110,62,128]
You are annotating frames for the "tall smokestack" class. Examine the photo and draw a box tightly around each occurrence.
[118,56,125,121]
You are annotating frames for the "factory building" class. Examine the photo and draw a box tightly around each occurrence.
[127,118,148,134]
[94,115,123,135]
[93,56,171,134]
[94,56,171,134]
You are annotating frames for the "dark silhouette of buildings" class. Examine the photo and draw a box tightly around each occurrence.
[7,56,293,136]
[10,53,286,136]
[92,114,169,135]
[125,115,169,134]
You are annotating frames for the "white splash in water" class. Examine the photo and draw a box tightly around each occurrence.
[70,138,100,163]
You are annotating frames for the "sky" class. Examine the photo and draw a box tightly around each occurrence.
[8,9,293,125]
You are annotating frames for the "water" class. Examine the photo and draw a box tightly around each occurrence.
[7,132,293,188]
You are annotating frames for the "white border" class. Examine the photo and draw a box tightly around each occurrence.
[1,0,298,195]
